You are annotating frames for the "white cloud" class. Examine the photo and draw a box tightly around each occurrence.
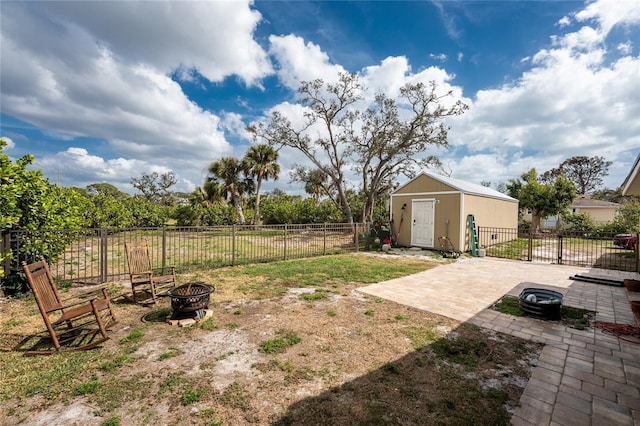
[457,52,464,62]
[617,41,633,54]
[36,1,272,86]
[575,0,640,35]
[268,34,346,90]
[445,0,640,189]
[557,16,571,27]
[0,1,265,192]
[429,53,448,62]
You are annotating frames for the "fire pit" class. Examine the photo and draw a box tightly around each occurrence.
[519,288,563,320]
[166,282,215,320]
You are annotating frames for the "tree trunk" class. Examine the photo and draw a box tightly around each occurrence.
[232,191,246,225]
[531,214,541,234]
[253,178,263,225]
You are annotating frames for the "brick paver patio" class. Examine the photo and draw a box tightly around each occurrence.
[358,256,640,425]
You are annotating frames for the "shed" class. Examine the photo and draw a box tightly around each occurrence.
[390,172,518,252]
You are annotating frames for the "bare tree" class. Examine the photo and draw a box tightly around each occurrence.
[248,73,467,224]
[541,156,612,195]
[131,171,176,205]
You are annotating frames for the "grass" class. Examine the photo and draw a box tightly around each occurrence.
[157,346,183,361]
[402,323,440,349]
[227,254,438,299]
[259,329,301,354]
[1,253,535,425]
[485,238,542,258]
[300,289,328,301]
[181,387,205,405]
[493,295,595,329]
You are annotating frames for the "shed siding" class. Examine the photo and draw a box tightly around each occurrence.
[463,195,519,250]
[391,173,518,252]
[395,174,455,194]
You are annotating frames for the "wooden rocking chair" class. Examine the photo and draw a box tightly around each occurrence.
[124,240,176,304]
[22,257,119,356]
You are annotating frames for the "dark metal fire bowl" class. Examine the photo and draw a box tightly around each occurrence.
[519,288,563,320]
[168,282,215,315]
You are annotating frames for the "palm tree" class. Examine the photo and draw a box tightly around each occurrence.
[243,144,280,225]
[206,157,253,224]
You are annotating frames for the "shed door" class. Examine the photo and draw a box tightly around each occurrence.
[411,200,435,247]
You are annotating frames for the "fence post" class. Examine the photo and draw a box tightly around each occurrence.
[100,228,108,283]
[232,225,236,266]
[557,234,563,264]
[527,231,533,261]
[354,224,359,252]
[283,224,288,261]
[162,226,167,268]
[323,223,327,255]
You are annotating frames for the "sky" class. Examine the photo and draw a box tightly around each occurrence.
[1,0,639,197]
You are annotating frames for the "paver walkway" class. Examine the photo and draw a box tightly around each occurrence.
[358,256,640,425]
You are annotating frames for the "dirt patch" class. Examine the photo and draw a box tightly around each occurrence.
[0,258,542,425]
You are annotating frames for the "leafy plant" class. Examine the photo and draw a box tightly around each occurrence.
[181,387,205,405]
[259,329,301,354]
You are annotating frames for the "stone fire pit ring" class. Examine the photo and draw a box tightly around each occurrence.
[519,288,563,320]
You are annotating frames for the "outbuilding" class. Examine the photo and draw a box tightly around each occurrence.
[390,172,519,252]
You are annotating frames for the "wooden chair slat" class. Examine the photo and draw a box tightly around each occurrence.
[22,256,119,355]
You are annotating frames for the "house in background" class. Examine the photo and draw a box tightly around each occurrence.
[524,195,623,229]
[390,172,518,252]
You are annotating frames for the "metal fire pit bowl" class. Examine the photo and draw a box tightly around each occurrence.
[168,282,215,314]
[519,288,563,320]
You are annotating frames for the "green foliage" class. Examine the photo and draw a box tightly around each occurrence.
[1,139,87,288]
[611,202,640,232]
[100,416,121,426]
[73,376,101,396]
[507,168,576,233]
[560,211,595,233]
[119,329,145,344]
[300,289,328,301]
[260,196,343,224]
[173,203,237,226]
[259,329,301,354]
[181,387,205,405]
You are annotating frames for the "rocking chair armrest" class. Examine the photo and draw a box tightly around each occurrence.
[151,266,175,274]
[57,286,111,308]
[46,295,102,314]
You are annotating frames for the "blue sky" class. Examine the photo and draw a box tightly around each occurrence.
[1,0,638,195]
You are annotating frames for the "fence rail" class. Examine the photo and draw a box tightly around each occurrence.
[478,227,639,272]
[2,223,367,287]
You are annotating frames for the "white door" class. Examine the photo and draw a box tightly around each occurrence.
[411,200,435,247]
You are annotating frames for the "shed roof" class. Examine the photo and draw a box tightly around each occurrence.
[621,153,640,196]
[394,172,518,203]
